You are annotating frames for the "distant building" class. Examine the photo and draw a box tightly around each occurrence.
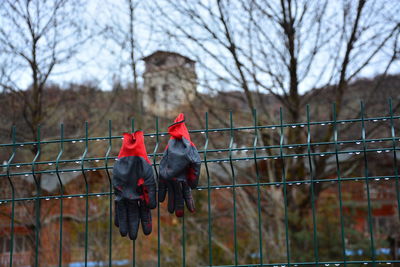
[142,51,197,116]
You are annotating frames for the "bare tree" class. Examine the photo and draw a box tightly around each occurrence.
[0,0,90,265]
[149,0,399,117]
[0,0,91,141]
[98,0,158,128]
[147,0,400,263]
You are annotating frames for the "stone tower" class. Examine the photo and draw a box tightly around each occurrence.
[142,51,197,115]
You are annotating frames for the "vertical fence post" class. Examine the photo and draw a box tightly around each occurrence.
[279,108,291,267]
[388,99,400,220]
[252,109,264,266]
[104,120,113,267]
[55,124,65,267]
[181,117,187,267]
[203,112,213,266]
[31,126,41,267]
[228,111,238,266]
[360,101,376,266]
[80,122,89,267]
[151,117,161,267]
[332,103,347,267]
[306,105,319,266]
[131,119,136,267]
[6,126,16,267]
[182,206,186,267]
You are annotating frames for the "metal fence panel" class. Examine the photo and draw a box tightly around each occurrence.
[0,101,399,267]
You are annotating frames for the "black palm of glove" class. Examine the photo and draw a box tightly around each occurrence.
[159,113,201,217]
[113,131,156,240]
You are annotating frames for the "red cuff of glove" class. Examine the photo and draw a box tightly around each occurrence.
[118,131,151,164]
[168,113,191,142]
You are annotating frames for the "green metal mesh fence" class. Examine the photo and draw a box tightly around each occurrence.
[0,101,399,267]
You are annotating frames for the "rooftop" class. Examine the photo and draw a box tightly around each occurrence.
[142,50,195,63]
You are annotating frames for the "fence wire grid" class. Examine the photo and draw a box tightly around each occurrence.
[0,101,399,267]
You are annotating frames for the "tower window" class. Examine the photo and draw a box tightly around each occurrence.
[150,86,156,103]
[162,84,170,91]
[162,85,169,104]
[184,59,193,68]
[154,57,166,66]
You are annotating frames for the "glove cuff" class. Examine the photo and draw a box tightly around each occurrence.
[118,131,151,164]
[168,113,191,142]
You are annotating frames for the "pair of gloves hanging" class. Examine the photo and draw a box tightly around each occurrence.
[112,114,201,240]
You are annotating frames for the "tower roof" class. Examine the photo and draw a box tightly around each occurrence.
[142,50,195,63]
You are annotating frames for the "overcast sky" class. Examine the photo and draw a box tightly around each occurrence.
[7,0,400,94]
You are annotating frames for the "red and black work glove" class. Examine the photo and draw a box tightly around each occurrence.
[113,131,156,240]
[159,113,201,217]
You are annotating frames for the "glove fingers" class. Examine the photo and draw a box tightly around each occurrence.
[167,181,175,214]
[158,180,167,203]
[173,181,185,217]
[182,182,195,213]
[116,200,128,237]
[139,199,152,235]
[126,200,140,240]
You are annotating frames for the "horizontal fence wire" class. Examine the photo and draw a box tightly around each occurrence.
[0,101,399,267]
